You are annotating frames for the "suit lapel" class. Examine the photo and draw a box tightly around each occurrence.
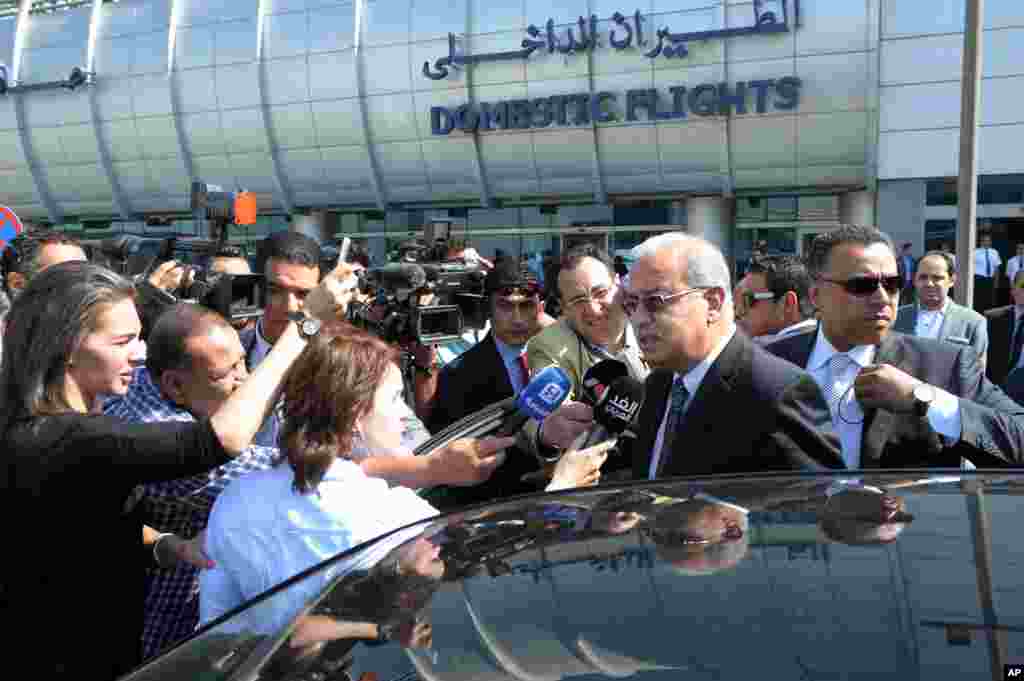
[661,335,744,476]
[634,371,673,480]
[859,334,906,465]
[482,333,514,397]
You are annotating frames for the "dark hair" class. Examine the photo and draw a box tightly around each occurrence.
[213,245,246,260]
[915,250,957,277]
[747,255,814,319]
[146,303,235,381]
[2,230,83,285]
[262,231,321,271]
[0,261,135,434]
[279,323,399,494]
[804,225,895,280]
[553,244,614,299]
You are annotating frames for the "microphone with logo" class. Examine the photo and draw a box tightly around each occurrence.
[571,369,646,453]
[495,365,573,437]
[580,359,629,408]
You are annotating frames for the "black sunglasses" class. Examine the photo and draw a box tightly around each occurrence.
[820,274,902,297]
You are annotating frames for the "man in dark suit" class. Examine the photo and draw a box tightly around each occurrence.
[621,233,840,480]
[767,225,1024,469]
[428,259,548,506]
[985,270,1024,388]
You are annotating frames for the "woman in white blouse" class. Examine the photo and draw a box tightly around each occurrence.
[200,323,610,632]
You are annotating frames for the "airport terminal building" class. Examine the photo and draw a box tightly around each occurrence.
[1,0,1023,269]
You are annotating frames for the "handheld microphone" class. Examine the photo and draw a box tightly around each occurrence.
[496,365,572,437]
[364,263,427,290]
[569,374,646,451]
[580,359,629,407]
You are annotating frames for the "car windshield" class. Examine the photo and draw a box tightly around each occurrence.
[123,471,1024,681]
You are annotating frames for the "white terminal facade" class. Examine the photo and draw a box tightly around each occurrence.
[0,0,1023,270]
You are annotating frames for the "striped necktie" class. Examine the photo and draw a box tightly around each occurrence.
[821,353,853,412]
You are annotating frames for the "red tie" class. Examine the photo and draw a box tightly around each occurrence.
[517,354,530,390]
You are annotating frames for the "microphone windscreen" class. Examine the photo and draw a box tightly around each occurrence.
[595,376,645,434]
[580,359,629,406]
[515,365,572,422]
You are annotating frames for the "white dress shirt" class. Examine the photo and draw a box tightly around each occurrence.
[754,318,818,345]
[649,324,737,479]
[806,331,962,469]
[914,299,949,340]
[200,459,438,633]
[494,336,528,394]
[974,247,1002,278]
[1007,255,1024,286]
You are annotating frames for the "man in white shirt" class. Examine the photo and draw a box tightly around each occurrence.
[893,251,987,363]
[735,254,817,344]
[973,232,1001,313]
[1007,243,1024,293]
[767,225,1024,469]
[620,233,839,480]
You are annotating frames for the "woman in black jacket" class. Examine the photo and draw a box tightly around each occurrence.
[0,260,348,680]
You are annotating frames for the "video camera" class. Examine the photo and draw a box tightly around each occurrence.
[347,241,488,345]
[132,180,264,328]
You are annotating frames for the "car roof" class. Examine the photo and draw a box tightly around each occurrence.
[120,471,1024,681]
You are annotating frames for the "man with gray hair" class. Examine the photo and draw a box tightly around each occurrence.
[622,232,840,479]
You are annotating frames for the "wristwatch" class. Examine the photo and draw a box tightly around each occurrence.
[912,383,936,418]
[288,311,322,340]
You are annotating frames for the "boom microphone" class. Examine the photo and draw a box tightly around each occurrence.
[580,359,629,407]
[495,365,572,437]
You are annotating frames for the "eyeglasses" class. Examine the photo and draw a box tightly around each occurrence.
[820,274,902,297]
[622,287,708,316]
[742,290,778,309]
[564,286,614,309]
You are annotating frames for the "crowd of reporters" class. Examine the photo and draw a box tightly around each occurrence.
[2,221,1024,680]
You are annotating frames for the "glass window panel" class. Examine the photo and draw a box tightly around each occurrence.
[979,174,1024,205]
[133,73,176,117]
[264,56,310,105]
[926,179,957,206]
[214,19,257,65]
[132,31,170,74]
[613,202,669,227]
[376,141,428,187]
[182,111,227,155]
[264,10,309,59]
[102,0,172,38]
[133,116,181,158]
[363,0,412,46]
[308,52,358,100]
[365,94,418,142]
[308,3,355,53]
[175,25,215,69]
[215,63,261,110]
[219,108,271,154]
[311,99,362,146]
[270,103,318,150]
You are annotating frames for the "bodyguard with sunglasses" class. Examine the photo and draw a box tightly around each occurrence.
[622,233,840,480]
[767,225,1024,469]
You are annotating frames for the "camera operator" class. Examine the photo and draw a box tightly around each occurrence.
[426,259,549,506]
[207,245,256,332]
[2,230,86,298]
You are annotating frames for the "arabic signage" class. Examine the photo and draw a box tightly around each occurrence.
[423,0,800,80]
[430,77,802,135]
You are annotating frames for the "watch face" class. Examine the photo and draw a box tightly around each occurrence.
[301,319,320,336]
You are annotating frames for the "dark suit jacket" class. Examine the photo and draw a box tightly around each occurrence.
[629,332,842,481]
[767,326,1024,468]
[985,305,1017,387]
[429,332,542,508]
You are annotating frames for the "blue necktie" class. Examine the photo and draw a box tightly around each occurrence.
[656,378,690,476]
